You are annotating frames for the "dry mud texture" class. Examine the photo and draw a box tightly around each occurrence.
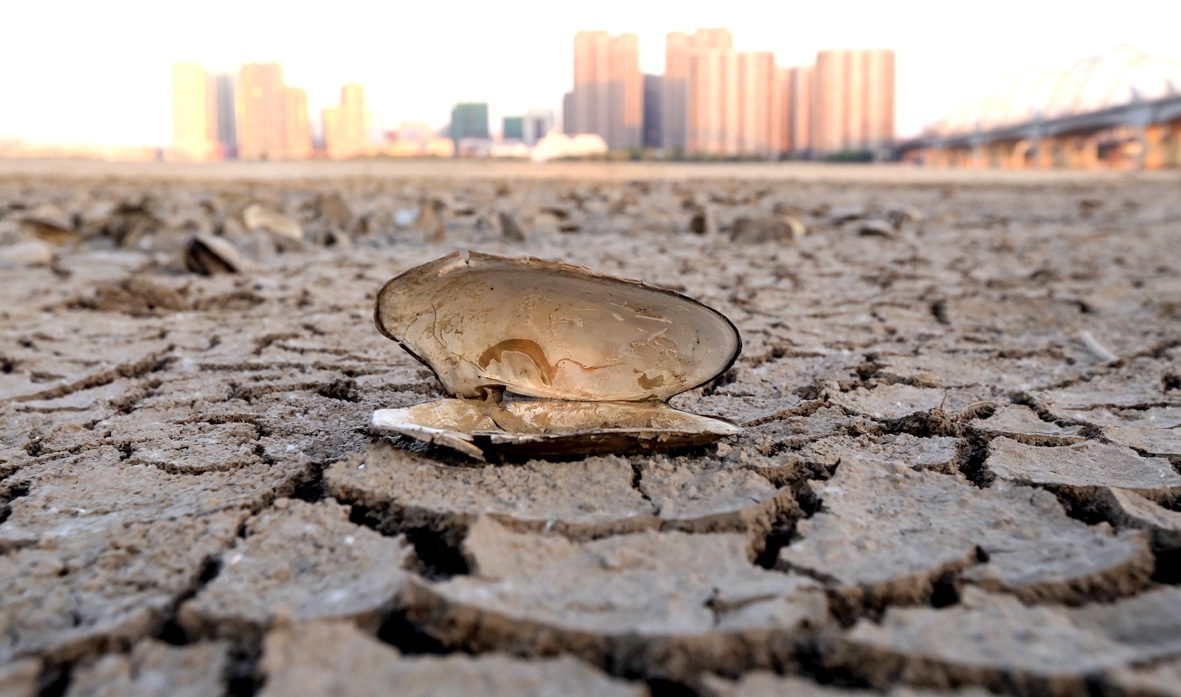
[2,162,1181,696]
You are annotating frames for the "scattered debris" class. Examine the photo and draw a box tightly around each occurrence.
[79,276,189,316]
[316,192,353,229]
[416,200,446,243]
[394,208,418,227]
[729,216,805,243]
[20,217,78,246]
[886,204,924,229]
[827,206,865,224]
[498,211,525,241]
[859,219,898,238]
[0,239,54,267]
[17,204,78,247]
[1079,330,1121,365]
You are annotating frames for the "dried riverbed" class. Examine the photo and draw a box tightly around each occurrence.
[1,161,1180,696]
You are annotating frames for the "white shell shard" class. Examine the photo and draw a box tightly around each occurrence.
[371,400,742,461]
[375,252,740,402]
[372,252,743,459]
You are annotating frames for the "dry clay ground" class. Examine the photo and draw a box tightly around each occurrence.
[1,162,1181,697]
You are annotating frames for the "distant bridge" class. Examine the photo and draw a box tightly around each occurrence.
[901,46,1181,169]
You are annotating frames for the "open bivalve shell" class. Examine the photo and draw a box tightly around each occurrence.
[372,251,742,461]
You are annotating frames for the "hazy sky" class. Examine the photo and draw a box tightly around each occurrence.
[2,0,1179,146]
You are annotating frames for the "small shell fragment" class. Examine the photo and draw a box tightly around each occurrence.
[184,234,242,275]
[243,204,303,241]
[371,252,743,460]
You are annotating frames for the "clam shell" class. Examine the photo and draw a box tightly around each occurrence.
[375,252,740,402]
[371,399,742,462]
[373,252,743,459]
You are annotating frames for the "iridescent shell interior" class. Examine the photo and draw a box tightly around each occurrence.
[375,251,740,402]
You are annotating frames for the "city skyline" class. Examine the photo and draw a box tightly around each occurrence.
[171,34,892,161]
[4,0,1178,148]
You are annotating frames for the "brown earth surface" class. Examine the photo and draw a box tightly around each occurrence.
[1,160,1181,696]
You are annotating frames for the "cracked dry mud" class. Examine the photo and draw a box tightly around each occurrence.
[2,162,1181,696]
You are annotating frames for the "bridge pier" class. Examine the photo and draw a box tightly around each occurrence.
[1003,142,1025,169]
[985,142,1009,168]
[1056,135,1100,169]
[1167,123,1181,168]
[916,130,1175,171]
[1143,124,1173,170]
[1033,138,1054,170]
[1013,140,1032,169]
[970,139,985,168]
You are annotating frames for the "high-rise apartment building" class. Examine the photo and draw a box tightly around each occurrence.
[284,87,312,159]
[322,83,372,159]
[643,74,662,148]
[862,50,895,151]
[780,65,813,157]
[608,33,642,150]
[737,52,782,158]
[236,63,288,160]
[214,73,237,158]
[571,31,642,150]
[662,28,734,153]
[171,63,217,161]
[450,103,490,143]
[685,47,728,155]
[661,32,690,152]
[573,31,610,141]
[812,49,894,155]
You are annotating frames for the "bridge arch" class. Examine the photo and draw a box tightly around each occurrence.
[931,46,1181,137]
[1044,45,1181,119]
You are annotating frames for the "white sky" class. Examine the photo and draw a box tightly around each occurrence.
[2,0,1179,146]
